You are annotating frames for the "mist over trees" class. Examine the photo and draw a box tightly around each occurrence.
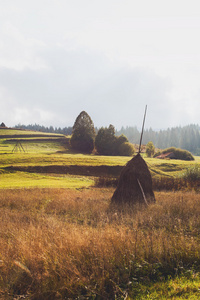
[116,124,200,154]
[15,124,73,136]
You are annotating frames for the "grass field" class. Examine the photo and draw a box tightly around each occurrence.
[1,188,200,299]
[0,128,64,136]
[0,150,199,190]
[0,171,94,189]
[0,128,200,299]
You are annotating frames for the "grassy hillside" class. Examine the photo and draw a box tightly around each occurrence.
[0,127,199,189]
[0,128,68,154]
[0,128,62,134]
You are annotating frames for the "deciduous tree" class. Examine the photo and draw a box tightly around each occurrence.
[95,125,134,156]
[146,141,155,157]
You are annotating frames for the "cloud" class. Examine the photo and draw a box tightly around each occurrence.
[0,0,200,130]
[0,22,47,71]
[0,41,173,129]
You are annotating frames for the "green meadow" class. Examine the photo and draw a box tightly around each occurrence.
[0,142,198,190]
[0,129,199,183]
[0,171,93,189]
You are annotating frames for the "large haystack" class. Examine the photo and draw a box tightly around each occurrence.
[111,153,155,205]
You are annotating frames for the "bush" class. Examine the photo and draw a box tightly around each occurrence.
[162,147,194,161]
[146,141,155,157]
[118,142,135,156]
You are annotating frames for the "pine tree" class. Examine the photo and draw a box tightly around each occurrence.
[70,111,95,153]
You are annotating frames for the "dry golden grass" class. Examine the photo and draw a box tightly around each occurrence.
[0,188,200,299]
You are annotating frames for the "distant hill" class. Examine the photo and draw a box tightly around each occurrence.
[0,127,65,138]
[0,128,70,154]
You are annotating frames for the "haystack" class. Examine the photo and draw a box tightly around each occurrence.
[111,153,155,205]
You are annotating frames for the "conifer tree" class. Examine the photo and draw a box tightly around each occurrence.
[70,111,95,153]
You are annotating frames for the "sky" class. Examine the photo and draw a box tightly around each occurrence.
[1,0,200,130]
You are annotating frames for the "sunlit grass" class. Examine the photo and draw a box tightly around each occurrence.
[0,152,198,169]
[132,274,200,299]
[1,128,200,298]
[0,171,94,189]
[0,152,130,167]
[0,128,199,180]
[0,128,63,136]
[0,143,65,154]
[1,189,200,299]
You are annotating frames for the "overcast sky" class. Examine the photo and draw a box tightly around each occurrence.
[1,0,200,130]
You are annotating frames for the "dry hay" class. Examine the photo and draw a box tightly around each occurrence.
[111,153,155,206]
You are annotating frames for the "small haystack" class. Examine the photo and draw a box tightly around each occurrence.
[111,153,155,206]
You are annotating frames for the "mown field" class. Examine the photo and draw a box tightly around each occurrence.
[0,129,200,299]
[0,128,199,189]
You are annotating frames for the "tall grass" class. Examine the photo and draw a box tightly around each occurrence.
[153,164,200,191]
[1,188,200,299]
[95,164,200,191]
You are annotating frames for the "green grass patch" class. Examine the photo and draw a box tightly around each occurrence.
[0,128,200,190]
[0,153,199,190]
[146,157,200,178]
[0,140,67,154]
[0,128,63,136]
[0,171,94,189]
[0,152,198,169]
[132,273,200,299]
[0,152,130,168]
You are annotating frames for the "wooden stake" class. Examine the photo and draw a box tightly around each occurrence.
[138,105,147,153]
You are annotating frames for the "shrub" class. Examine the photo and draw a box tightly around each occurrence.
[146,141,155,157]
[162,147,194,161]
[115,134,128,146]
[118,142,135,156]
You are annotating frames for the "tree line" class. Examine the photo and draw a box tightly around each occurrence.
[116,124,200,154]
[15,121,200,154]
[15,124,73,136]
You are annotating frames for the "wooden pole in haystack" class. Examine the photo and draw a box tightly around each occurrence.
[138,104,147,154]
[111,105,155,206]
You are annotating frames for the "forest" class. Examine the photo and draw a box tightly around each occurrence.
[116,124,200,154]
[15,123,200,154]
